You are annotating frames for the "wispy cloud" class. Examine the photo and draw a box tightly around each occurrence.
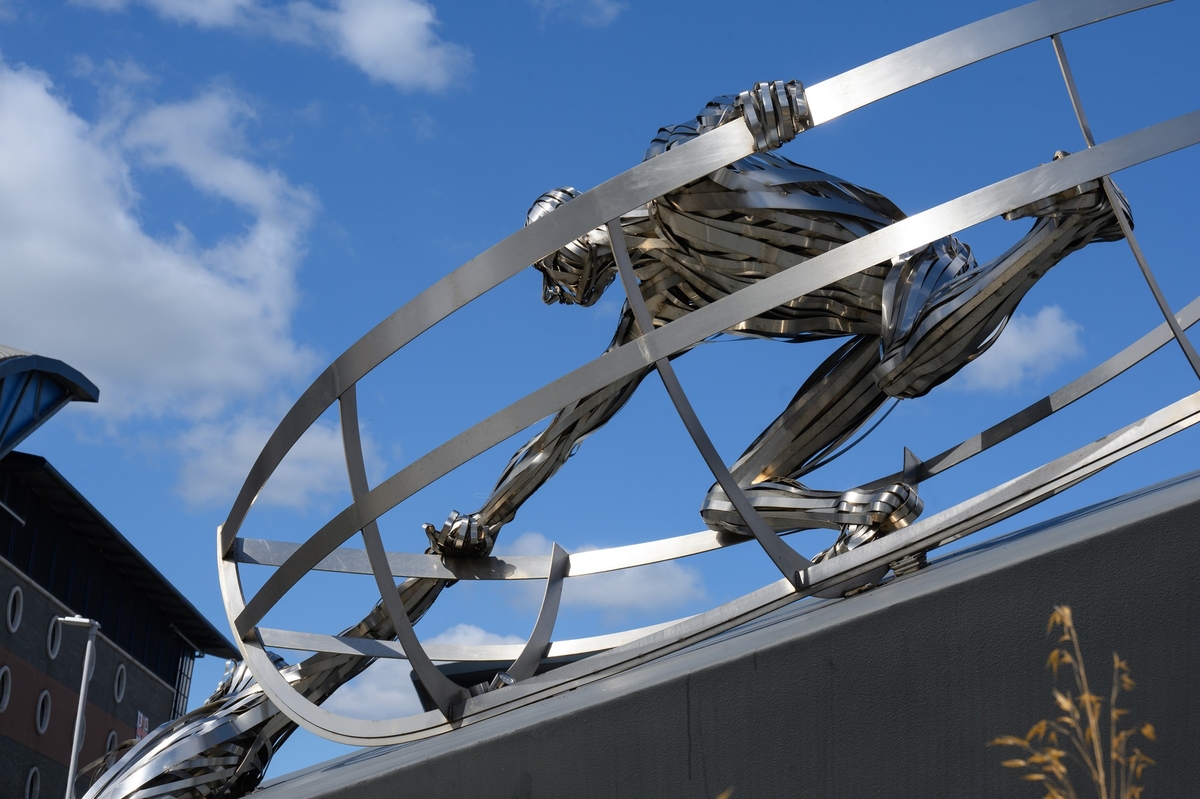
[426,623,525,648]
[530,0,625,27]
[320,657,424,719]
[954,305,1084,392]
[173,413,388,510]
[72,0,471,91]
[0,64,315,419]
[321,623,523,719]
[0,60,372,511]
[499,532,707,618]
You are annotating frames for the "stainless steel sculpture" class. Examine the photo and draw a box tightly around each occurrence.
[81,0,1200,796]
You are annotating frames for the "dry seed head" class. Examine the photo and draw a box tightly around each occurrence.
[990,735,1026,747]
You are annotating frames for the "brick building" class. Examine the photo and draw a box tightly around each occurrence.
[0,347,236,798]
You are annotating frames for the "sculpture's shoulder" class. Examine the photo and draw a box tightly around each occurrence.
[644,94,739,160]
[643,94,906,227]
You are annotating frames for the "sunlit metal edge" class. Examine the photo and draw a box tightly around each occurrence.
[228,387,1200,744]
[256,616,692,663]
[216,0,1155,556]
[805,0,1169,125]
[231,110,1200,638]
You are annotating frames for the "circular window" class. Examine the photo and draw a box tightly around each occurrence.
[24,766,39,799]
[6,587,22,633]
[105,730,118,754]
[45,618,61,660]
[34,689,50,735]
[113,663,126,703]
[0,665,10,712]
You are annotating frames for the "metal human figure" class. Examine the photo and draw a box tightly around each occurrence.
[425,84,1126,566]
[81,83,1126,799]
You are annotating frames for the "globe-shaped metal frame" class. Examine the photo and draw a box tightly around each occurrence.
[217,0,1200,746]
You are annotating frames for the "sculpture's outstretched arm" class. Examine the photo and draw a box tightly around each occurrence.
[424,82,824,558]
[424,309,656,556]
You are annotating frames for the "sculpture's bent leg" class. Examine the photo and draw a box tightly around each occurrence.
[703,174,1125,574]
[82,578,446,799]
[426,309,656,556]
[699,334,920,593]
[700,334,919,537]
[876,173,1127,398]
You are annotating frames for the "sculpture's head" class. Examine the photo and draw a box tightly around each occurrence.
[526,187,617,306]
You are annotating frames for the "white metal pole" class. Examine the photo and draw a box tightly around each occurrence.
[60,616,99,799]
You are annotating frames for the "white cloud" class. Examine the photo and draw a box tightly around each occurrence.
[320,623,523,720]
[432,623,525,647]
[427,623,525,648]
[73,0,471,91]
[954,305,1084,392]
[0,60,370,511]
[565,560,707,613]
[308,0,468,90]
[499,532,707,615]
[0,64,317,421]
[321,657,424,719]
[174,414,386,510]
[531,0,625,27]
[89,0,261,26]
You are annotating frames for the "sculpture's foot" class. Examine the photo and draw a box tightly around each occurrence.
[701,478,923,598]
[423,510,497,557]
[700,478,922,538]
[1003,152,1129,241]
[808,483,929,596]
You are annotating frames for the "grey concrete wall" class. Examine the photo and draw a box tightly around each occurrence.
[257,471,1200,799]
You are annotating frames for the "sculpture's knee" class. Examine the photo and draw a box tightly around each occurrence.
[837,481,923,534]
[700,482,749,536]
[699,478,846,536]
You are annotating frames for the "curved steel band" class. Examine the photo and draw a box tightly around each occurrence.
[213,0,1186,750]
[230,288,1200,590]
[804,0,1167,125]
[231,111,1200,640]
[218,0,1166,555]
[225,381,1200,744]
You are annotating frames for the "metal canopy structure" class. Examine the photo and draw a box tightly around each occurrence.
[0,344,99,463]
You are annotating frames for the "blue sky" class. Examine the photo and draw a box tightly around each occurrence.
[1,0,1198,778]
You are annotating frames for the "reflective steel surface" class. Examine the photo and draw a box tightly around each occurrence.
[80,1,1200,796]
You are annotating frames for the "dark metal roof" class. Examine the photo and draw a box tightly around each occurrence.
[0,345,100,461]
[2,451,237,659]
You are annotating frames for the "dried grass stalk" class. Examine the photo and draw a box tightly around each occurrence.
[990,606,1155,799]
